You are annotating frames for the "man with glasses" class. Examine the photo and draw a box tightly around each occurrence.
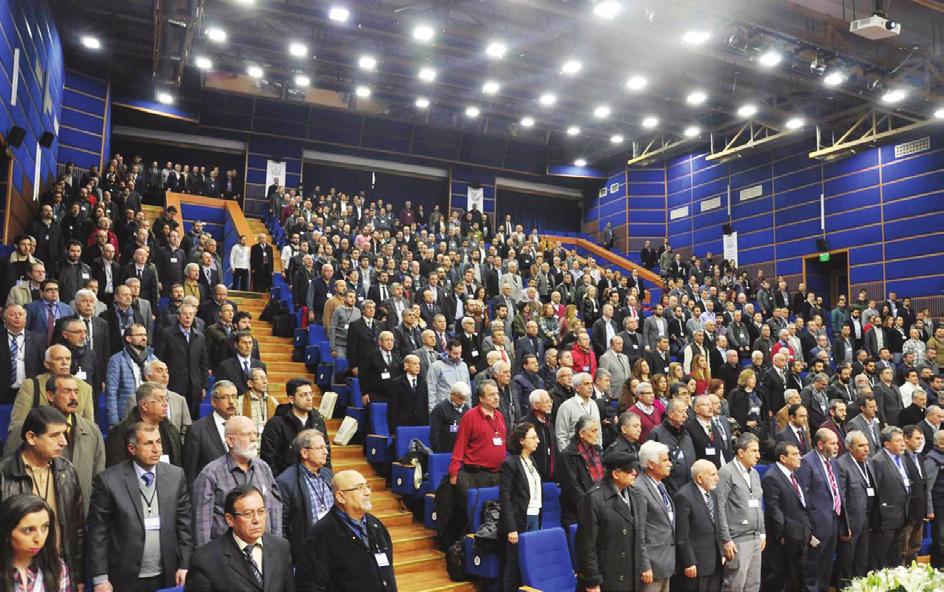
[105,382,183,467]
[275,429,334,562]
[12,344,95,424]
[237,368,278,436]
[183,380,238,483]
[261,377,330,476]
[295,469,397,592]
[25,279,73,344]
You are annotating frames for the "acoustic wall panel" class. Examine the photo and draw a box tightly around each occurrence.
[59,70,106,170]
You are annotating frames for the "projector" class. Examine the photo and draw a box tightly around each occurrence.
[850,13,901,40]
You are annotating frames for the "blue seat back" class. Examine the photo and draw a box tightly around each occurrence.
[333,357,349,377]
[541,482,561,528]
[467,486,500,531]
[567,523,578,568]
[349,377,362,399]
[156,587,184,592]
[395,425,430,459]
[0,404,11,443]
[428,452,451,488]
[755,463,770,480]
[369,403,389,436]
[518,527,576,592]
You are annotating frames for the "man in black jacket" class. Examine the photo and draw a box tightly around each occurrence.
[214,331,267,395]
[154,303,209,418]
[673,460,723,591]
[156,230,185,297]
[249,234,274,293]
[0,303,46,404]
[182,380,236,483]
[429,382,470,453]
[120,247,160,311]
[346,300,379,377]
[386,354,429,435]
[275,429,334,563]
[260,377,330,476]
[761,441,812,592]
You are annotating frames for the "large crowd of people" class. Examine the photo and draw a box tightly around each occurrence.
[0,151,942,592]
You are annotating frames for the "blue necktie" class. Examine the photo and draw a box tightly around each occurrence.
[894,454,911,494]
[9,335,18,384]
[141,471,154,487]
[243,360,251,377]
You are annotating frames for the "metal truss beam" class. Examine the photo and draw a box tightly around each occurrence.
[809,107,944,160]
[627,136,692,166]
[705,121,801,162]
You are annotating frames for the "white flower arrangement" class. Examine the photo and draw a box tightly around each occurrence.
[844,562,944,591]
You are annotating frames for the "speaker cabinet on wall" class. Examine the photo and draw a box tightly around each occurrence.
[6,126,25,148]
[38,131,54,148]
[722,223,734,235]
[816,237,828,252]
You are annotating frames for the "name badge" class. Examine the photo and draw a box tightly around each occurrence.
[316,507,329,521]
[81,273,90,279]
[343,323,349,332]
[75,370,87,381]
[170,257,178,263]
[904,478,911,487]
[381,371,390,380]
[492,437,503,446]
[144,516,160,530]
[374,552,391,567]
[705,447,716,456]
[748,498,760,508]
[159,454,170,464]
[583,366,590,372]
[750,406,761,415]
[866,487,875,497]
[632,344,639,349]
[449,424,459,433]
[471,350,479,357]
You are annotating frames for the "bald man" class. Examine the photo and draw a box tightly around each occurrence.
[673,460,723,591]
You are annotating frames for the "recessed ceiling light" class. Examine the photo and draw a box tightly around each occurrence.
[328,6,349,22]
[194,56,212,70]
[610,134,624,144]
[288,42,308,57]
[785,117,805,130]
[566,126,580,136]
[561,59,582,75]
[682,30,710,45]
[465,106,480,118]
[737,104,758,118]
[594,105,611,118]
[482,80,500,95]
[686,90,707,105]
[247,65,263,78]
[355,85,371,98]
[574,158,587,167]
[683,126,701,138]
[206,27,226,42]
[485,41,507,59]
[642,116,659,129]
[80,35,101,50]
[520,116,535,127]
[593,1,622,19]
[418,67,437,82]
[758,49,783,67]
[294,74,310,87]
[625,75,648,91]
[539,93,557,106]
[413,24,435,42]
[935,107,944,119]
[823,70,847,87]
[234,0,255,4]
[157,92,174,105]
[415,97,430,109]
[882,88,907,104]
[358,55,377,71]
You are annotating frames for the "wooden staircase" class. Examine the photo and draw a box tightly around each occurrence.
[229,292,475,591]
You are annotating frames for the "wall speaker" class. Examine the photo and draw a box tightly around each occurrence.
[38,131,55,148]
[722,222,734,235]
[816,237,828,252]
[470,181,482,189]
[6,126,25,148]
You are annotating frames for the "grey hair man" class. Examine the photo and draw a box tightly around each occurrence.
[555,372,599,450]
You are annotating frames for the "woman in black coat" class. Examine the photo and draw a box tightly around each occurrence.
[557,416,604,526]
[728,368,770,444]
[499,422,544,591]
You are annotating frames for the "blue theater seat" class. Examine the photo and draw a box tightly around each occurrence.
[0,404,12,443]
[365,402,393,463]
[464,486,501,579]
[567,523,578,569]
[518,528,576,592]
[541,482,561,529]
[391,426,432,497]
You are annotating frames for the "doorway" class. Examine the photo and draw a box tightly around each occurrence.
[803,251,849,311]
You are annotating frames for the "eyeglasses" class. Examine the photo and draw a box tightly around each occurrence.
[303,445,328,451]
[213,394,238,401]
[231,508,267,520]
[340,482,372,493]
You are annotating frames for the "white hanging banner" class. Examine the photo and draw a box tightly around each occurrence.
[723,231,739,267]
[467,186,484,211]
[265,159,286,189]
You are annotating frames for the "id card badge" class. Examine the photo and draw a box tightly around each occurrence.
[492,437,503,446]
[374,552,390,567]
[471,350,479,357]
[75,370,87,381]
[866,487,875,497]
[904,478,911,487]
[159,454,170,464]
[144,516,160,530]
[449,423,459,433]
[748,498,760,508]
[750,406,761,415]
[316,507,329,521]
[705,447,716,456]
[170,257,178,263]
[381,371,391,380]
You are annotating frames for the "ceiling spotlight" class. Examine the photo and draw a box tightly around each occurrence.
[520,116,535,127]
[641,116,659,129]
[785,117,805,130]
[823,70,847,87]
[328,6,349,22]
[561,59,582,75]
[593,105,611,118]
[418,67,437,82]
[288,42,308,57]
[686,90,707,105]
[358,55,377,71]
[737,104,758,118]
[610,134,624,144]
[566,126,581,136]
[539,93,557,106]
[355,85,371,98]
[415,97,430,109]
[247,65,263,78]
[206,27,226,42]
[574,158,587,167]
[485,41,507,59]
[881,87,907,104]
[294,74,310,87]
[625,75,648,91]
[682,30,710,45]
[758,49,783,67]
[482,80,500,95]
[683,126,701,138]
[156,91,174,105]
[194,56,212,70]
[593,1,623,19]
[935,107,944,119]
[413,24,435,42]
[465,106,480,118]
[80,35,101,50]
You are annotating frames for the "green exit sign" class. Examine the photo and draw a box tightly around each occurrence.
[819,252,831,262]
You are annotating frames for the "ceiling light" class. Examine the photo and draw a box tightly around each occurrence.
[593,1,623,19]
[418,67,436,82]
[566,126,580,136]
[737,104,758,118]
[574,158,587,167]
[758,49,783,67]
[355,85,371,98]
[465,106,480,118]
[823,70,847,87]
[625,75,648,91]
[194,56,212,70]
[610,134,624,144]
[415,97,430,109]
[328,6,349,22]
[561,59,582,75]
[686,90,707,105]
[80,35,101,50]
[156,92,174,105]
[882,87,907,104]
[683,126,701,138]
[358,55,377,71]
[234,0,255,4]
[294,74,310,87]
[935,107,944,119]
[288,42,308,57]
[413,24,435,42]
[539,93,557,106]
[206,27,226,42]
[485,41,507,59]
[785,117,805,130]
[642,115,659,129]
[593,105,611,118]
[520,116,535,127]
[247,65,263,78]
[482,80,500,95]
[682,30,710,45]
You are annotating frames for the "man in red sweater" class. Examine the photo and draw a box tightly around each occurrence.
[571,331,598,377]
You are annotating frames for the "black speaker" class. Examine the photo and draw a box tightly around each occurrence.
[6,126,25,148]
[723,222,734,235]
[38,131,55,148]
[470,181,482,189]
[816,237,828,252]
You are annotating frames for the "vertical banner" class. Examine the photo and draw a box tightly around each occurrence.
[265,159,286,189]
[723,231,738,266]
[10,49,19,107]
[33,143,42,201]
[467,186,484,212]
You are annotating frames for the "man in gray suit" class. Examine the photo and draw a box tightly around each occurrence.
[642,304,669,351]
[715,433,765,592]
[636,440,676,591]
[835,431,877,587]
[598,335,630,400]
[847,395,881,456]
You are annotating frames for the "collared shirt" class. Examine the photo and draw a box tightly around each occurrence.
[338,509,370,546]
[448,405,507,478]
[233,532,263,576]
[8,331,24,387]
[213,411,228,448]
[301,464,333,521]
[884,449,910,489]
[776,462,806,505]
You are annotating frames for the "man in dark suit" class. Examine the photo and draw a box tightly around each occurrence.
[182,380,236,483]
[393,308,422,359]
[275,429,333,563]
[644,336,672,377]
[800,373,831,431]
[457,317,484,375]
[197,252,221,299]
[761,441,812,592]
[100,284,148,357]
[387,354,429,435]
[156,230,186,297]
[361,330,402,403]
[345,300,380,376]
[155,303,210,418]
[902,424,931,564]
[250,234,274,294]
[87,421,192,591]
[121,247,160,311]
[688,395,732,468]
[198,285,239,328]
[91,243,121,308]
[835,431,877,587]
[25,279,74,343]
[214,331,267,395]
[762,352,791,414]
[0,304,45,403]
[673,460,723,592]
[514,321,544,374]
[870,426,911,568]
[55,288,110,388]
[186,483,294,592]
[591,304,619,359]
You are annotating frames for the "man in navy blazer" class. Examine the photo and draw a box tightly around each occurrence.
[25,279,74,342]
[795,428,849,592]
[762,441,812,592]
[672,460,723,591]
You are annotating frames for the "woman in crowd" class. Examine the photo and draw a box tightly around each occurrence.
[691,353,711,395]
[499,423,544,591]
[729,369,768,441]
[580,286,600,326]
[0,494,70,592]
[708,378,731,416]
[667,362,685,389]
[628,381,663,442]
[651,373,669,411]
[631,358,651,384]
[511,302,533,338]
[538,302,561,349]
[560,304,580,337]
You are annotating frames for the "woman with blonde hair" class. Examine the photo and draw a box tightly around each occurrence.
[667,362,685,388]
[651,373,669,412]
[692,354,711,395]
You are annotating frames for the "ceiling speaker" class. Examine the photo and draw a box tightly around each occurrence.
[722,222,734,235]
[816,237,828,252]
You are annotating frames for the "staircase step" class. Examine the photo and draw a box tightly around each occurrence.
[388,525,436,552]
[393,549,448,576]
[395,571,475,592]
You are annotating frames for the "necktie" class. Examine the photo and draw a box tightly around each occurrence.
[136,267,142,279]
[825,459,841,515]
[894,454,911,493]
[243,360,251,377]
[84,318,91,345]
[789,472,803,505]
[141,471,154,488]
[797,429,806,452]
[183,330,190,343]
[657,482,672,518]
[704,492,715,522]
[384,351,391,366]
[46,304,56,342]
[380,285,387,301]
[8,334,18,384]
[409,377,416,391]
[243,544,263,586]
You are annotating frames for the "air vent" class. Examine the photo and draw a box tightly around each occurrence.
[894,136,930,158]
[701,196,721,212]
[670,205,689,220]
[739,184,763,202]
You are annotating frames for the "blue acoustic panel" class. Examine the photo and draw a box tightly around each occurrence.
[777,258,803,276]
[692,225,723,246]
[776,238,818,259]
[628,182,665,196]
[58,127,102,152]
[628,196,665,210]
[882,150,944,183]
[64,70,106,97]
[826,187,881,213]
[850,265,884,284]
[668,219,691,235]
[828,206,881,231]
[729,151,772,174]
[738,247,774,266]
[668,191,691,208]
[824,150,879,178]
[772,152,814,176]
[693,209,727,227]
[599,200,626,218]
[730,165,771,190]
[690,154,714,172]
[734,213,774,234]
[773,166,821,193]
[775,219,820,243]
[628,210,665,224]
[667,175,692,195]
[850,244,884,265]
[731,195,773,218]
[885,255,944,281]
[882,172,944,202]
[884,195,943,220]
[62,89,106,118]
[61,108,103,133]
[824,168,879,196]
[887,277,944,299]
[57,146,98,170]
[693,163,727,186]
[692,178,727,201]
[886,233,944,258]
[828,227,881,250]
[669,231,692,246]
[181,204,225,224]
[774,184,821,210]
[738,230,775,250]
[775,202,819,226]
[885,212,944,241]
[628,169,663,183]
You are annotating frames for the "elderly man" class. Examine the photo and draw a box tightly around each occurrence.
[923,430,944,568]
[674,459,723,592]
[635,440,676,591]
[155,302,209,418]
[836,430,877,586]
[106,381,183,468]
[182,380,237,483]
[0,303,45,405]
[555,372,600,451]
[598,335,630,400]
[236,368,278,435]
[12,344,95,424]
[275,429,333,562]
[870,427,910,568]
[649,397,696,495]
[430,382,471,453]
[142,359,191,440]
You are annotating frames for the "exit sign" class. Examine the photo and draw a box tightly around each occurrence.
[819,252,831,262]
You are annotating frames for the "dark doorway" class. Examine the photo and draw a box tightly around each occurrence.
[803,251,849,312]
